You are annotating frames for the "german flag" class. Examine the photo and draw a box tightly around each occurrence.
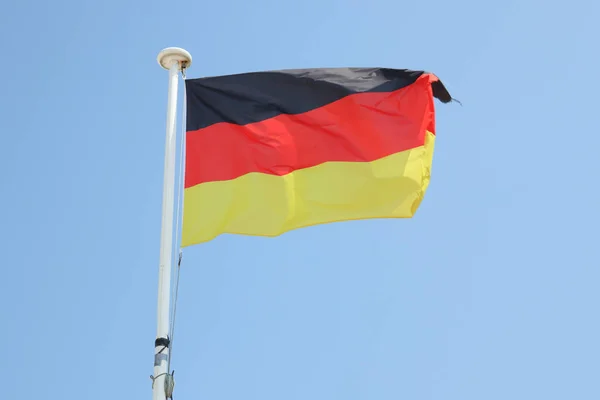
[181,68,451,246]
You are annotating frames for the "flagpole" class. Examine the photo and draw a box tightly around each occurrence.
[153,47,192,400]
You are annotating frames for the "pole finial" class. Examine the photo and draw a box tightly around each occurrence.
[157,47,193,70]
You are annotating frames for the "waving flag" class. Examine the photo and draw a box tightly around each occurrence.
[181,68,451,246]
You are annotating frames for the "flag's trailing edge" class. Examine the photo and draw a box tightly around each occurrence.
[181,68,452,246]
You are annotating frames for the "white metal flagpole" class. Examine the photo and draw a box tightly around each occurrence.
[153,47,192,400]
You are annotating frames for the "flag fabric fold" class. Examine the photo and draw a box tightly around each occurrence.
[181,68,451,246]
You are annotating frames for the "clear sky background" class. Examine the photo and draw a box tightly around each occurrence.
[1,0,599,399]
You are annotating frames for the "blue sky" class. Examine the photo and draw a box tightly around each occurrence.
[2,0,599,399]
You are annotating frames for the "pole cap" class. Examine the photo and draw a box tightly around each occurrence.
[157,47,192,70]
